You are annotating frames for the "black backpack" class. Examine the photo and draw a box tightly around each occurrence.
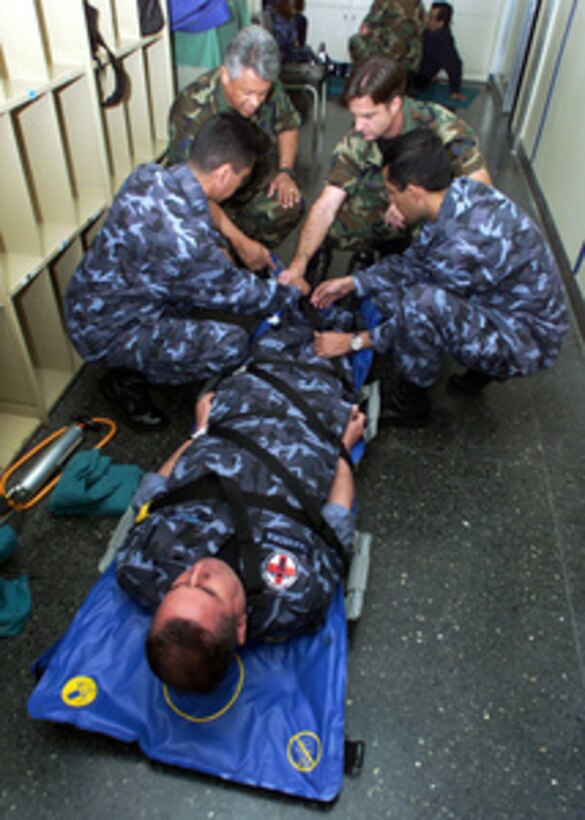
[138,0,165,35]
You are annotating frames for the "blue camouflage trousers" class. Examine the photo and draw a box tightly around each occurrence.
[373,283,551,387]
[102,317,250,386]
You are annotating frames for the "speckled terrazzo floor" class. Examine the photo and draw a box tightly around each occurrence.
[1,84,584,819]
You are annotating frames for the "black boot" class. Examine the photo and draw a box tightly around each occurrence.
[346,249,376,277]
[305,240,332,289]
[447,369,494,396]
[380,375,431,427]
[100,369,168,431]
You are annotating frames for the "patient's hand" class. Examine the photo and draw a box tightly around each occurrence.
[342,405,366,451]
[195,391,215,429]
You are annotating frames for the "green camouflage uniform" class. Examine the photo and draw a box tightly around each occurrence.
[168,68,303,247]
[326,96,487,252]
[349,0,425,71]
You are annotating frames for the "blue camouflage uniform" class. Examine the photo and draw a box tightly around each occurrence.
[353,177,568,387]
[116,309,356,641]
[65,164,300,385]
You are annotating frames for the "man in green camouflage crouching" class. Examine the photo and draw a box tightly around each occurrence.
[279,55,491,285]
[168,25,303,272]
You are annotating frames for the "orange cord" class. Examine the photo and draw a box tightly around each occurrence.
[0,417,117,512]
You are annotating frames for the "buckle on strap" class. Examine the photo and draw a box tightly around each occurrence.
[135,502,151,524]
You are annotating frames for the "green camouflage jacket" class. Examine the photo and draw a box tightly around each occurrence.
[360,0,425,69]
[168,67,301,164]
[327,96,486,196]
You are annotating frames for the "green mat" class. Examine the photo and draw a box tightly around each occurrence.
[327,74,481,110]
[410,82,480,110]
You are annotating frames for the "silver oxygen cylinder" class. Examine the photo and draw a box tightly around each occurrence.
[7,423,85,504]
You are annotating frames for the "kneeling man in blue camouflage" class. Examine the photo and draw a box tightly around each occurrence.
[115,306,365,692]
[311,129,569,425]
[65,113,308,431]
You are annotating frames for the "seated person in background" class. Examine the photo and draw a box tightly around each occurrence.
[168,25,303,272]
[414,3,465,100]
[65,114,307,431]
[115,307,366,693]
[348,0,425,76]
[311,129,569,425]
[292,0,308,47]
[268,0,317,64]
[279,56,491,286]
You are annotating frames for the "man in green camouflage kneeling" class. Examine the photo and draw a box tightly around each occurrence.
[168,25,304,273]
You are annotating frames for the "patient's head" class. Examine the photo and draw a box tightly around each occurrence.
[146,558,247,693]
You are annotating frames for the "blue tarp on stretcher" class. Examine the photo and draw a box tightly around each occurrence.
[28,565,347,802]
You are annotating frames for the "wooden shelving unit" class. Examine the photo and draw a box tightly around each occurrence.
[0,0,174,469]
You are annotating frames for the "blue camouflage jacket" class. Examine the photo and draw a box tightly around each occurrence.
[355,177,568,376]
[116,317,356,642]
[65,163,299,363]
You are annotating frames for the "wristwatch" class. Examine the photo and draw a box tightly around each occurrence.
[350,332,364,352]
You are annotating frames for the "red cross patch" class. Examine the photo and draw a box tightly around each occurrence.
[263,551,298,590]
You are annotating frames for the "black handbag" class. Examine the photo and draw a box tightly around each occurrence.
[84,1,128,108]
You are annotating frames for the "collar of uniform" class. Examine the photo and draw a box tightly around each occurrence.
[212,68,231,113]
[400,95,417,134]
[419,176,462,243]
[169,163,212,222]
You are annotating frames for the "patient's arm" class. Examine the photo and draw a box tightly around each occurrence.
[327,459,355,510]
[194,391,215,431]
[327,406,366,509]
[158,392,216,477]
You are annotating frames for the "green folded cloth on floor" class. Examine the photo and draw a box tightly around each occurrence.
[0,526,31,637]
[0,576,31,637]
[410,82,480,110]
[0,524,19,564]
[48,450,144,517]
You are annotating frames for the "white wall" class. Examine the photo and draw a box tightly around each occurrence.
[450,0,506,81]
[513,0,585,294]
[304,0,505,77]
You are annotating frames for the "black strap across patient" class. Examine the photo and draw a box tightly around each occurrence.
[207,424,349,573]
[246,363,354,472]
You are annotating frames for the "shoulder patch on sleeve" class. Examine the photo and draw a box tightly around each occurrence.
[262,550,299,590]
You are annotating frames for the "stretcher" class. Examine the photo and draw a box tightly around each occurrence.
[28,304,380,803]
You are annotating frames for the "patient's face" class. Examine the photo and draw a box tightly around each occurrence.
[155,558,247,643]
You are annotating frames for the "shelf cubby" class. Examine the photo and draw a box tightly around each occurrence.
[13,94,78,272]
[0,0,174,469]
[124,49,155,165]
[54,75,111,227]
[144,38,174,157]
[0,112,44,292]
[13,269,77,415]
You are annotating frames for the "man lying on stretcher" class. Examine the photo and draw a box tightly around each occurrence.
[116,304,366,694]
